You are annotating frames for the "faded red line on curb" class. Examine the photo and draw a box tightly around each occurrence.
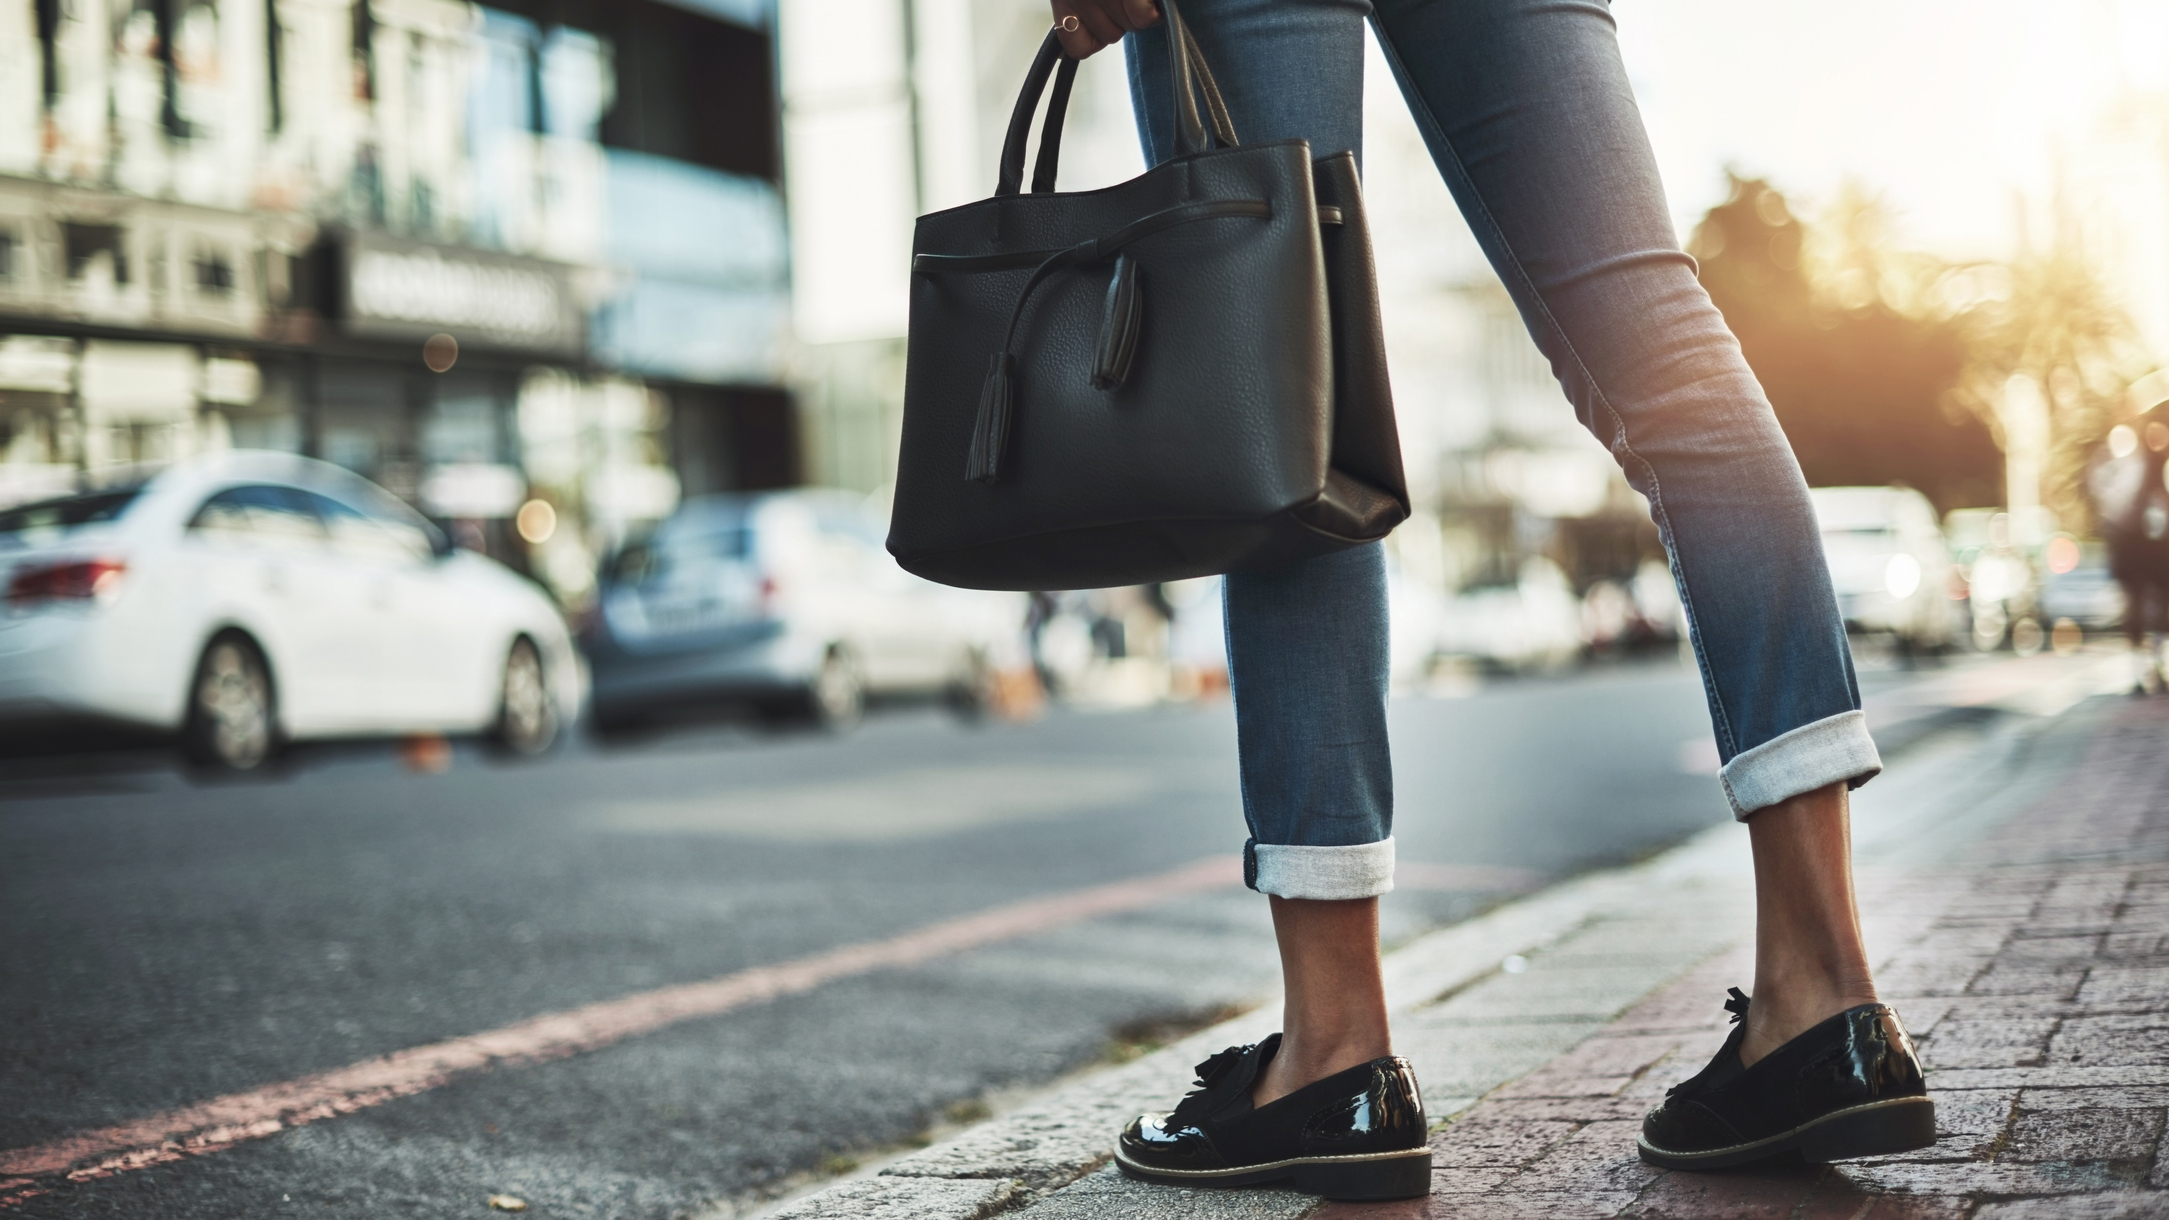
[0,855,1241,1205]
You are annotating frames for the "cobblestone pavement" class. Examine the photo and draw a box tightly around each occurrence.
[758,684,2168,1220]
[1317,694,2169,1220]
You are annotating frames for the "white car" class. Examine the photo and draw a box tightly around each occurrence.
[583,490,1026,731]
[1810,486,1957,650]
[0,451,581,771]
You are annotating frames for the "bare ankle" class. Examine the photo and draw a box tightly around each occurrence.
[1739,977,1878,1067]
[1253,1030,1391,1108]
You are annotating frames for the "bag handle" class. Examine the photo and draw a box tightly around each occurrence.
[1164,0,1238,156]
[994,1,1238,197]
[996,31,1079,196]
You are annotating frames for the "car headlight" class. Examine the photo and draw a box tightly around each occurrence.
[1885,553,1921,599]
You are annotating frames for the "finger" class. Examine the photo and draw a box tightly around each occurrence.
[1050,9,1103,57]
[1119,0,1161,29]
[1072,4,1126,49]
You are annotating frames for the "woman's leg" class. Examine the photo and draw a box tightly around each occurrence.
[1127,0,1393,1106]
[1367,0,1885,1058]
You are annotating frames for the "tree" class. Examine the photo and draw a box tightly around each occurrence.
[1937,207,2149,533]
[1689,175,2003,513]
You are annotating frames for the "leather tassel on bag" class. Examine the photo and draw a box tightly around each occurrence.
[1091,254,1143,391]
[965,352,1015,482]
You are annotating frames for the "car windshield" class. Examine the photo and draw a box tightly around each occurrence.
[609,524,751,586]
[0,487,144,546]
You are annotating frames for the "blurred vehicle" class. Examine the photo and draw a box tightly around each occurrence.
[0,452,579,771]
[2036,536,2125,634]
[1810,486,1956,651]
[1946,507,2040,652]
[1386,561,1450,686]
[583,491,1023,732]
[1436,556,1584,673]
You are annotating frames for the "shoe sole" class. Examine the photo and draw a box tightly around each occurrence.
[1113,1146,1433,1200]
[1638,1096,1937,1170]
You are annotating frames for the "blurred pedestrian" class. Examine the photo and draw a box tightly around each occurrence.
[1050,0,1928,1198]
[2090,404,2169,693]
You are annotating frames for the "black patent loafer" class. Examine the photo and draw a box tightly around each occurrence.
[1639,988,1935,1170]
[1114,1033,1432,1200]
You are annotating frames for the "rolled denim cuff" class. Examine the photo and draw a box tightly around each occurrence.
[1247,837,1396,899]
[1719,709,1882,820]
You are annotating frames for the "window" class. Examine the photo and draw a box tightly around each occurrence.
[188,485,325,551]
[193,248,235,295]
[0,229,16,283]
[307,490,436,565]
[63,224,129,286]
[0,489,144,543]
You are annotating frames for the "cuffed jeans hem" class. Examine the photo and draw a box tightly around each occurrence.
[1246,837,1396,899]
[1719,709,1883,820]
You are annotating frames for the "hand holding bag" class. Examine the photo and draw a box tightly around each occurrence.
[887,1,1408,591]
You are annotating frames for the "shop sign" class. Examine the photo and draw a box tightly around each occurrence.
[341,230,584,357]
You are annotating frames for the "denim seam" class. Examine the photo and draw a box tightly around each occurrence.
[1367,16,1740,761]
[1220,574,1264,872]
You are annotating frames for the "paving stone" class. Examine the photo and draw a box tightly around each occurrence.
[764,1176,1022,1220]
[1830,1159,2123,1195]
[1795,1189,1974,1218]
[2080,967,2169,1007]
[1621,1165,1818,1217]
[1921,1019,2058,1069]
[1315,1192,1640,1220]
[1606,952,1754,1034]
[2018,1086,2169,1110]
[1508,1120,1661,1195]
[2005,1108,2165,1164]
[2099,934,2169,960]
[2050,1015,2169,1068]
[1495,1034,1684,1100]
[1925,1088,2019,1158]
[1429,1166,1516,1194]
[1441,966,1701,1022]
[1973,1193,2169,1218]
[1391,1016,1599,1101]
[1967,964,2090,1000]
[1932,1066,2169,1090]
[1997,934,2106,961]
[1473,1097,1651,1126]
[1006,1166,1316,1220]
[1428,1118,1579,1168]
[1879,956,1996,997]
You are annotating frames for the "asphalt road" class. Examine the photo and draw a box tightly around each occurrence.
[0,653,1967,1219]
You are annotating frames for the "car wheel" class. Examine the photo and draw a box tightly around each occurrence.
[183,635,278,772]
[490,637,559,757]
[944,649,996,722]
[808,647,864,731]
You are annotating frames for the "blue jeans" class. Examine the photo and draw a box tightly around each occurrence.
[1127,0,1882,900]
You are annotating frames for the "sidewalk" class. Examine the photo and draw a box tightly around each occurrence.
[764,688,2169,1220]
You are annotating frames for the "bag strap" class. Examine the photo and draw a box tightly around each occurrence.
[995,2,1239,198]
[1166,0,1238,156]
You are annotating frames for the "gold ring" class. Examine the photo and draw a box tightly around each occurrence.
[1057,14,1080,32]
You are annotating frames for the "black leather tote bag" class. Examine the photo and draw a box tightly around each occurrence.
[887,0,1408,591]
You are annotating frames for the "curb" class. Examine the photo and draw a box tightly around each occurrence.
[751,693,2115,1220]
[751,830,1756,1219]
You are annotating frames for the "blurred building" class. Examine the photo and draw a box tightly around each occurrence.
[774,0,1143,494]
[0,0,790,602]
